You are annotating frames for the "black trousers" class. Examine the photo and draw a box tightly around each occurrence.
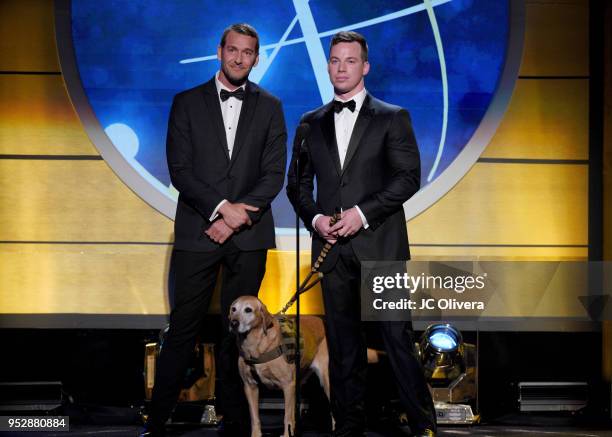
[148,243,267,428]
[321,243,436,434]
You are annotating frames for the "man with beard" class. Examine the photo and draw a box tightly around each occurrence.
[142,23,287,437]
[287,31,436,437]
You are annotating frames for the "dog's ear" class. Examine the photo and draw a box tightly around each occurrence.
[261,302,274,336]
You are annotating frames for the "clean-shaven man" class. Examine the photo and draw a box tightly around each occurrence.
[287,31,436,437]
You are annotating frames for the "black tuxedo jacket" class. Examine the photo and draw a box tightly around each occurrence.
[287,94,420,272]
[167,77,287,252]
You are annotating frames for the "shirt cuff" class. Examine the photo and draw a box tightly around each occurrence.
[312,214,323,231]
[354,205,369,229]
[210,199,228,221]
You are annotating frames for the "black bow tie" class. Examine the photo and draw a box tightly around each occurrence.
[220,88,245,102]
[333,99,356,113]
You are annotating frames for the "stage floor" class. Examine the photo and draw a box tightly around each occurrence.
[7,425,612,437]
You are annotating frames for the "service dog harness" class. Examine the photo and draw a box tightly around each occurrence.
[240,315,304,368]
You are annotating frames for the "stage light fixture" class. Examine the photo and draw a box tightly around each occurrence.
[418,323,479,425]
[419,323,464,385]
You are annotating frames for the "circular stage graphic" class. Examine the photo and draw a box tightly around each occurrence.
[56,0,523,246]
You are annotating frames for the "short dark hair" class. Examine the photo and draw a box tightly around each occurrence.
[220,23,260,53]
[329,31,368,61]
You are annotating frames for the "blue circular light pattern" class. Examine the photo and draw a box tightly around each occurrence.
[427,323,462,352]
[104,123,139,159]
[429,332,458,351]
[64,0,516,237]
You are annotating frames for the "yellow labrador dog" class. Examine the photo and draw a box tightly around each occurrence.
[229,296,330,437]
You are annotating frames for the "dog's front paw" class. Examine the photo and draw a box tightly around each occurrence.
[282,423,296,437]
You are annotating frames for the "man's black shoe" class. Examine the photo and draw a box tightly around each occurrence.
[371,420,411,436]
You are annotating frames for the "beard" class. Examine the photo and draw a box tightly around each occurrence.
[222,63,250,87]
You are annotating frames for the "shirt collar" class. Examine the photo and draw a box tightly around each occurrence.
[334,88,367,113]
[215,71,245,94]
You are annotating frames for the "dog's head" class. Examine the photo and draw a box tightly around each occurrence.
[228,296,274,336]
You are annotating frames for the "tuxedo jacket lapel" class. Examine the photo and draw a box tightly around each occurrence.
[229,81,259,169]
[342,94,373,174]
[201,79,230,162]
[321,104,341,176]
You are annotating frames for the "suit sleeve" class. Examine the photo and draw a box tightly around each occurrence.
[236,99,288,224]
[357,109,421,227]
[166,95,225,219]
[286,116,321,232]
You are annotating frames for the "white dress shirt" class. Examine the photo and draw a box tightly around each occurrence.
[312,88,369,231]
[215,71,243,158]
[335,88,367,168]
[209,72,245,221]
